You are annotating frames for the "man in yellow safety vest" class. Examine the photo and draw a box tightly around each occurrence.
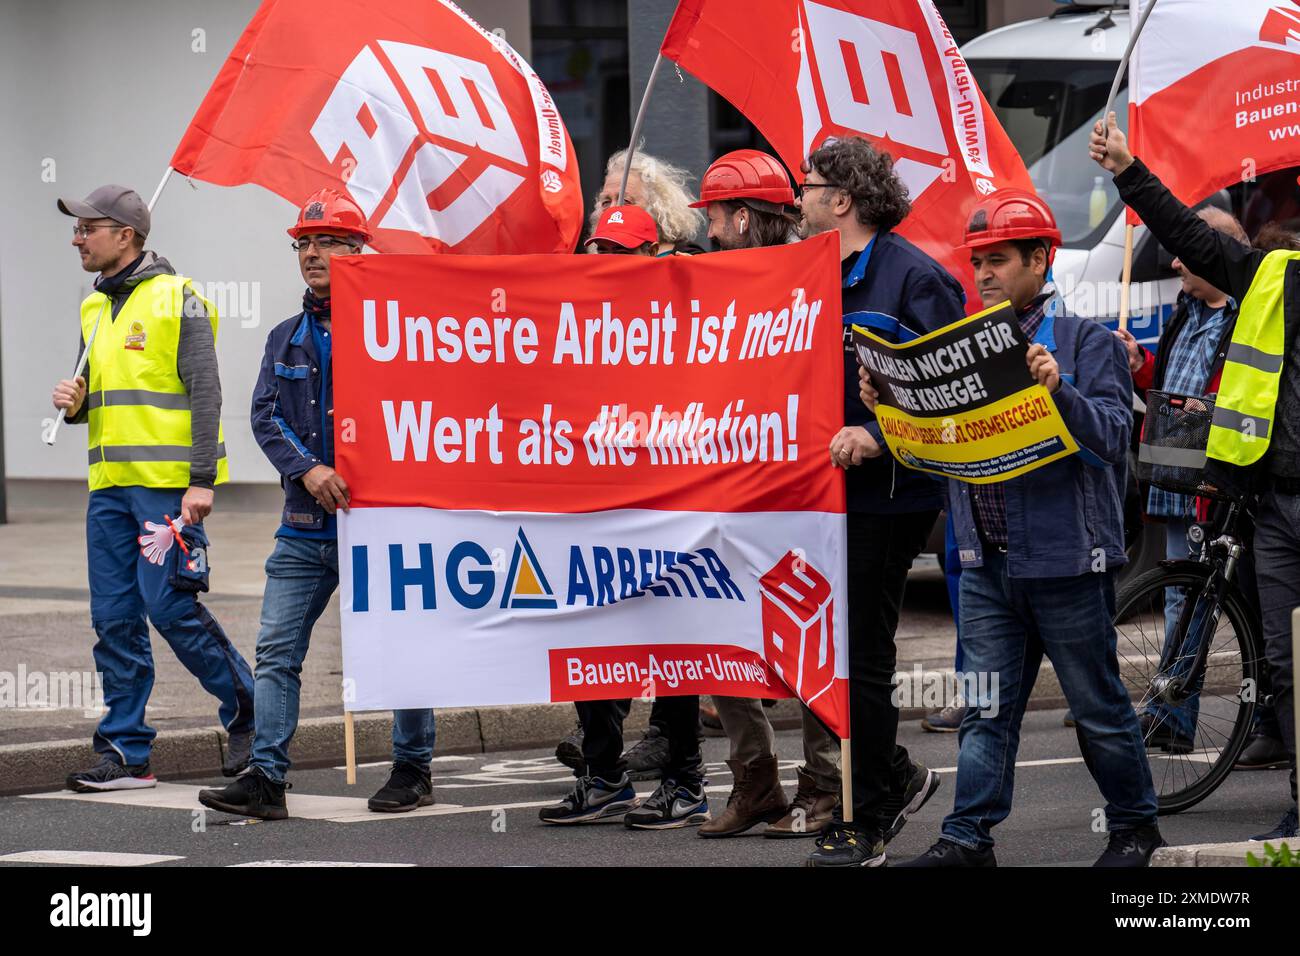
[51,184,254,793]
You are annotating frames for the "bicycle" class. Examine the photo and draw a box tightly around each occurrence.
[1114,390,1266,814]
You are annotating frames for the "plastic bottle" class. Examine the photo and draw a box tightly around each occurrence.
[1089,175,1107,229]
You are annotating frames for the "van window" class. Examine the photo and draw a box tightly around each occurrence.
[969,58,1127,249]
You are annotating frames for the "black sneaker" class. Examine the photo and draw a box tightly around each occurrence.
[1250,807,1299,842]
[222,730,253,777]
[555,723,585,775]
[879,762,941,844]
[1235,733,1289,770]
[197,767,289,820]
[805,823,885,867]
[1093,824,1166,867]
[623,725,670,781]
[894,838,996,867]
[624,778,710,829]
[538,773,637,824]
[368,761,435,812]
[65,756,156,793]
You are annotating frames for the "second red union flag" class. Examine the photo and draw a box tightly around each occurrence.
[661,0,1035,310]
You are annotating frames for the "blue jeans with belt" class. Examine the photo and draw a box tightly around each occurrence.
[87,486,255,766]
[248,535,434,783]
[942,549,1157,850]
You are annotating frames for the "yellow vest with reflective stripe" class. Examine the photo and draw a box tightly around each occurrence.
[1206,250,1300,466]
[79,274,229,490]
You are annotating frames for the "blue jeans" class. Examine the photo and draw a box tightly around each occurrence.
[1138,517,1200,739]
[942,550,1157,850]
[249,535,435,783]
[87,486,255,766]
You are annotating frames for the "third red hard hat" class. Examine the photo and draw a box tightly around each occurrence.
[287,187,372,243]
[690,149,795,208]
[963,189,1062,250]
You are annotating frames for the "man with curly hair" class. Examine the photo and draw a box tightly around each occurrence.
[796,136,962,866]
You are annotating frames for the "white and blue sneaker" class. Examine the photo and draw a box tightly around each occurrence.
[624,778,710,830]
[539,773,637,824]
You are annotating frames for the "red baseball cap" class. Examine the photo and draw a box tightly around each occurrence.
[585,205,658,250]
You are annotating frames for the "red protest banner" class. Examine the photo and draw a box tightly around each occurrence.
[329,235,849,734]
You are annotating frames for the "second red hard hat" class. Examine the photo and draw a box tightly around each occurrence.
[963,189,1062,250]
[690,149,795,208]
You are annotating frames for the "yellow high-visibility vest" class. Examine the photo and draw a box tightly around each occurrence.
[1206,250,1300,466]
[79,273,229,490]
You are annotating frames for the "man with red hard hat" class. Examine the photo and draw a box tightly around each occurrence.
[683,149,845,839]
[861,188,1164,867]
[199,188,436,820]
[690,148,800,252]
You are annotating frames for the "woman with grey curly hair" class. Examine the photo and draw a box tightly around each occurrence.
[587,148,706,254]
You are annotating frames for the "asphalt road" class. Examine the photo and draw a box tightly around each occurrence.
[0,707,1290,868]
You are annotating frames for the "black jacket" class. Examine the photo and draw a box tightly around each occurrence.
[841,230,966,513]
[1115,158,1300,481]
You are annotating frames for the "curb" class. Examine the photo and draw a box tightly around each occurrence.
[1152,841,1260,867]
[1,668,1081,798]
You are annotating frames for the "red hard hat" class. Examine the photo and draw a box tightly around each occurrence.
[689,149,795,208]
[963,189,1062,251]
[287,187,372,243]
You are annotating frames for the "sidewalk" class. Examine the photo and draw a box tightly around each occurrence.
[0,479,1071,795]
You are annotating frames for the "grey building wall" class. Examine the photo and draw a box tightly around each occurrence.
[0,0,529,488]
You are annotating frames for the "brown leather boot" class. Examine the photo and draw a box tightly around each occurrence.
[698,756,788,838]
[764,767,839,838]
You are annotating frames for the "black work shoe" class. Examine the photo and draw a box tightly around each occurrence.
[805,823,885,867]
[1235,733,1290,770]
[1139,713,1194,754]
[624,778,710,829]
[623,725,670,781]
[1094,824,1165,867]
[555,723,585,775]
[1250,807,1298,842]
[222,730,253,777]
[65,756,156,793]
[895,838,996,867]
[198,767,289,820]
[921,702,968,732]
[368,761,435,812]
[880,762,941,844]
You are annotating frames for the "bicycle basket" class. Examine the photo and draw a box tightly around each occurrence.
[1137,390,1228,499]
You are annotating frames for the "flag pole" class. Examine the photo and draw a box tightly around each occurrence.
[618,53,665,205]
[840,737,853,825]
[1106,0,1158,333]
[43,165,176,446]
[344,711,357,785]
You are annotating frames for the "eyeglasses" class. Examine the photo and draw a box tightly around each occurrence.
[291,236,359,252]
[72,223,123,240]
[799,182,842,196]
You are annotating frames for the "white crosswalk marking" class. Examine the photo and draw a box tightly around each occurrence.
[229,860,413,867]
[0,850,182,866]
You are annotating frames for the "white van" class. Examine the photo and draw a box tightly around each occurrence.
[960,1,1300,578]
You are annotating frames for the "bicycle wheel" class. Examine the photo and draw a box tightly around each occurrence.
[1113,563,1263,815]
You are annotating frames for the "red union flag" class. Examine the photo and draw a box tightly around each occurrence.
[171,0,582,254]
[661,0,1034,309]
[1129,0,1300,215]
[759,551,842,729]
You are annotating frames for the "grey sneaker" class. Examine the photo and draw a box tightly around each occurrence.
[880,761,941,843]
[921,701,969,733]
[538,773,637,824]
[623,725,670,781]
[624,779,710,829]
[66,756,156,793]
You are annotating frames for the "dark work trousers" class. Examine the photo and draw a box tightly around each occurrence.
[576,695,702,784]
[1251,487,1299,801]
[847,509,940,831]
